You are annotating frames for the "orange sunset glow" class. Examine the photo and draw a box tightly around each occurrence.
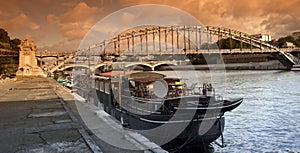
[0,0,299,51]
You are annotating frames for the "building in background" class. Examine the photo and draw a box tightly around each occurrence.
[282,42,295,48]
[251,34,272,42]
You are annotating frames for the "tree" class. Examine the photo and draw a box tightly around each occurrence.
[200,42,219,49]
[277,36,295,48]
[0,28,10,43]
[294,39,300,47]
[0,28,21,50]
[216,38,252,49]
[10,38,21,51]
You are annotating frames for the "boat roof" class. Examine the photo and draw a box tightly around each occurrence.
[164,77,188,80]
[128,71,166,83]
[98,71,139,77]
[97,71,165,82]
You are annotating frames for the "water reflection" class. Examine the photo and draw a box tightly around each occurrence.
[170,70,299,152]
[214,70,300,152]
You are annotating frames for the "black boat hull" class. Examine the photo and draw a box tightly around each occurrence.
[90,81,242,148]
[108,106,225,147]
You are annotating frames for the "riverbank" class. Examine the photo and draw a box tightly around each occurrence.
[0,77,95,152]
[0,77,166,153]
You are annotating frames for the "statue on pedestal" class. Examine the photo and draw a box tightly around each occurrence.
[16,39,46,77]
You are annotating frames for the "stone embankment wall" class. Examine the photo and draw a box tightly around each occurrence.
[169,60,288,71]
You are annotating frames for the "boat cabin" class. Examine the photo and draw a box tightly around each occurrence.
[95,71,215,101]
[79,70,243,146]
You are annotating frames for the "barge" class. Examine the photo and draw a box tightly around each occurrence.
[89,70,243,149]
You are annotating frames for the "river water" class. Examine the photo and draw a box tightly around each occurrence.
[75,69,300,152]
[210,70,300,153]
[159,70,300,152]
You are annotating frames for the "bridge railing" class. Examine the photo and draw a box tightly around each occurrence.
[99,48,281,56]
[68,25,300,69]
[36,51,75,57]
[279,48,300,52]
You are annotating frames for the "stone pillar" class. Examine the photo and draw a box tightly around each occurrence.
[16,39,46,77]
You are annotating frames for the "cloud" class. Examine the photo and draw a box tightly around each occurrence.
[25,34,33,40]
[119,0,300,38]
[261,14,300,37]
[60,20,94,40]
[41,40,80,52]
[60,2,98,24]
[1,0,299,51]
[121,12,136,24]
[0,10,7,18]
[46,14,59,26]
[0,12,40,32]
[91,22,121,35]
[37,2,103,51]
[57,2,101,40]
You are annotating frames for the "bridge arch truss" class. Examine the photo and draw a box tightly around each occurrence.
[80,25,283,56]
[75,25,298,69]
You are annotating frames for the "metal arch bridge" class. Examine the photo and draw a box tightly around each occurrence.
[58,61,178,72]
[76,25,298,66]
[34,51,76,73]
[0,49,75,57]
[35,51,75,57]
[1,26,299,73]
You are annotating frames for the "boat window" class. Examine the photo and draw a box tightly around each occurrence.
[96,79,100,90]
[129,80,135,87]
[94,79,98,90]
[105,81,110,94]
[100,81,104,92]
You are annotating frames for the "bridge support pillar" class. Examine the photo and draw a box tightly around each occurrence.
[39,57,43,68]
[240,32,243,51]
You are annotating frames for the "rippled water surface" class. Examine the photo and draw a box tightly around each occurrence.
[157,70,299,152]
[209,70,300,153]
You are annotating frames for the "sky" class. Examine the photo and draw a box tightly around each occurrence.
[0,0,299,52]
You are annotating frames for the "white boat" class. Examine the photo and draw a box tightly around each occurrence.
[291,64,300,71]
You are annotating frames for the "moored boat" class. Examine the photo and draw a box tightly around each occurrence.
[92,70,243,149]
[291,64,300,71]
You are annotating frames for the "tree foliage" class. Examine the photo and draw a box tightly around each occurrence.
[277,36,300,48]
[0,28,21,51]
[10,38,21,51]
[0,28,10,43]
[216,36,300,49]
[216,38,252,49]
